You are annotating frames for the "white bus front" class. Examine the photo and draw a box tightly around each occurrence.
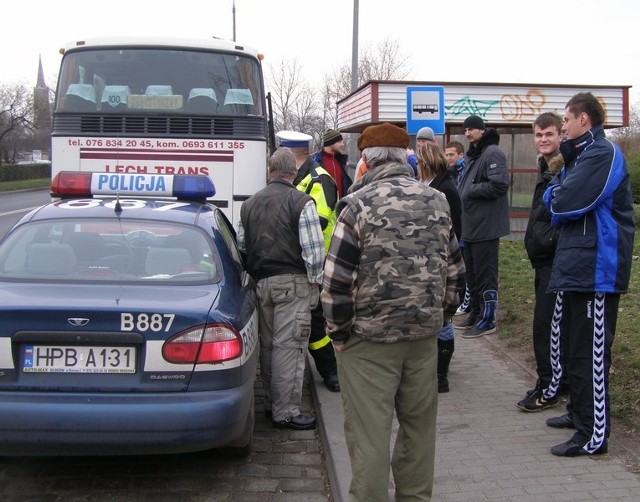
[52,37,269,226]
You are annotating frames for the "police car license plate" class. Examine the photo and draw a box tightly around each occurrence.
[22,345,136,373]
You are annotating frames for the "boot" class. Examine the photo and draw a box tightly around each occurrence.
[462,290,497,338]
[437,338,454,393]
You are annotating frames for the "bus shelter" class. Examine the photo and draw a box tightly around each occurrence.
[336,80,631,238]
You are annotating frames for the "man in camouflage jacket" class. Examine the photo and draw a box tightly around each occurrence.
[321,123,466,501]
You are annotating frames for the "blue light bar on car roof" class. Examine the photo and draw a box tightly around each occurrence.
[51,172,216,199]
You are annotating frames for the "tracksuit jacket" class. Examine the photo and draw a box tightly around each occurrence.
[543,125,634,293]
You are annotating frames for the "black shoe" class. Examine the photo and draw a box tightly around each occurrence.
[516,388,560,412]
[323,372,340,392]
[550,438,608,457]
[546,413,575,429]
[273,414,317,430]
[438,375,450,393]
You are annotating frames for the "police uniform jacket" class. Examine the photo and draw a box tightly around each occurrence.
[293,157,338,251]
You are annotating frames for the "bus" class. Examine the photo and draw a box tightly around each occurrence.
[52,36,270,226]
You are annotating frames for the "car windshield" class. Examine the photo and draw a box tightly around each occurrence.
[0,219,221,284]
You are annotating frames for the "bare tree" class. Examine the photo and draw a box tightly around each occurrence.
[359,38,411,82]
[321,37,412,130]
[267,58,313,131]
[0,83,35,165]
[265,38,411,152]
[608,103,640,155]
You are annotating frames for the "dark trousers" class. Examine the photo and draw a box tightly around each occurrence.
[563,292,618,452]
[532,265,566,391]
[309,302,337,378]
[462,238,499,320]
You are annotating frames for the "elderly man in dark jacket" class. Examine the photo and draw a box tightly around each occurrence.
[543,92,634,457]
[456,115,510,339]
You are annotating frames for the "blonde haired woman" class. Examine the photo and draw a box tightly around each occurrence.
[416,141,463,392]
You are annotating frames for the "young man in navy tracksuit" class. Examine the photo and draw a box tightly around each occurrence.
[543,92,634,457]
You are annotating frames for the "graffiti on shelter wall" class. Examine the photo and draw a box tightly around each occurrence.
[446,88,608,124]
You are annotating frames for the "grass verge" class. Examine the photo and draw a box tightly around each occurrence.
[496,238,640,437]
[0,179,50,192]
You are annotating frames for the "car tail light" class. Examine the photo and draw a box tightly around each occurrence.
[162,324,242,364]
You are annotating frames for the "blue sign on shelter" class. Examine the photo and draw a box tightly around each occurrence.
[406,86,445,135]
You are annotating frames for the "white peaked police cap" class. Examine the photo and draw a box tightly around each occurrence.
[276,130,313,148]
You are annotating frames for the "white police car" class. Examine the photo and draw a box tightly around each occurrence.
[0,172,258,456]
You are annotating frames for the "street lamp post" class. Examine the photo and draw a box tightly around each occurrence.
[232,1,236,41]
[348,0,359,174]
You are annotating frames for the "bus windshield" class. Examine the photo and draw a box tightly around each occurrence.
[56,47,264,116]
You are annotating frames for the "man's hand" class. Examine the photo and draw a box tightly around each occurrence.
[332,342,346,353]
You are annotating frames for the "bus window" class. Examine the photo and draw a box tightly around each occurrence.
[55,47,264,116]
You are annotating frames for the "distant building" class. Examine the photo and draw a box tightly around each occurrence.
[32,55,52,159]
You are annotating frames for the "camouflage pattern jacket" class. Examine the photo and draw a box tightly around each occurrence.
[321,161,466,344]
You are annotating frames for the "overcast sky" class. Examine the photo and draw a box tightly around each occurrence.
[4,0,639,106]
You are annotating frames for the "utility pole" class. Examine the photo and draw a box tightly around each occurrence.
[232,1,236,41]
[348,0,359,172]
[351,0,359,93]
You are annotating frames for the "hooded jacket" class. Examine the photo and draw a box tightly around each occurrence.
[457,128,510,242]
[543,125,634,293]
[524,152,564,268]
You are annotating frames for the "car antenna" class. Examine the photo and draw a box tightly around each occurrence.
[114,191,122,215]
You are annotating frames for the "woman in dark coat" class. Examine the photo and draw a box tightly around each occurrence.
[416,142,463,392]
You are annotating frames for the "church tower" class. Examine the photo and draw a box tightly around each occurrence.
[33,55,52,157]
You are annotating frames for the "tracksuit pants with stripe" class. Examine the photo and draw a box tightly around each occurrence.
[557,291,619,452]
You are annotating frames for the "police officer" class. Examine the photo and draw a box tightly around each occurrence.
[277,130,340,392]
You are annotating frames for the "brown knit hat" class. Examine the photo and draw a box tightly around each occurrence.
[323,129,343,146]
[357,123,410,150]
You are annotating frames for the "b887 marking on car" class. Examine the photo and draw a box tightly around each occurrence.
[121,313,176,332]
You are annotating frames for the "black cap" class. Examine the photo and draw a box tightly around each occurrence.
[463,115,485,130]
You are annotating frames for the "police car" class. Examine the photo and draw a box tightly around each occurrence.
[0,172,258,456]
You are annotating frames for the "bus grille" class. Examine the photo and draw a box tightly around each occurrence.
[53,115,267,138]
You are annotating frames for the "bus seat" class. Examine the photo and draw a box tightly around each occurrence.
[101,85,131,111]
[26,243,77,276]
[62,84,97,112]
[145,247,192,276]
[145,85,174,96]
[222,89,254,115]
[187,88,218,114]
